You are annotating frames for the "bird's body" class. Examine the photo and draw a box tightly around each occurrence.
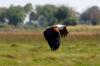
[44,24,68,51]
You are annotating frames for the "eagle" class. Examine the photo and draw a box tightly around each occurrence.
[44,24,69,51]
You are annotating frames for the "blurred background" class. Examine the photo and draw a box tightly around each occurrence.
[0,0,100,30]
[0,0,100,66]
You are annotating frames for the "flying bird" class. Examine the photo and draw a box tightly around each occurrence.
[44,24,69,51]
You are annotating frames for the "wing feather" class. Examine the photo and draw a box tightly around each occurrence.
[44,27,61,51]
[59,26,69,37]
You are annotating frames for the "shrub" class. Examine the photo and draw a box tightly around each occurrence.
[63,18,77,26]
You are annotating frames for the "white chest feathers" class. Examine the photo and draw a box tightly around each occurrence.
[54,24,65,30]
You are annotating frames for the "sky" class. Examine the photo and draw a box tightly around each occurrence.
[0,0,100,13]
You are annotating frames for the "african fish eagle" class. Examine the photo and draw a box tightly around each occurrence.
[44,24,69,51]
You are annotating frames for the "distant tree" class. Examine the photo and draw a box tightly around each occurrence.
[80,6,100,25]
[29,11,37,22]
[63,17,77,26]
[7,5,26,26]
[0,7,7,23]
[0,4,78,27]
[35,5,58,27]
[69,8,79,20]
[55,6,70,22]
[0,11,5,22]
[24,3,33,13]
[4,4,33,26]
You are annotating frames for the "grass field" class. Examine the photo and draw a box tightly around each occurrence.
[0,25,100,66]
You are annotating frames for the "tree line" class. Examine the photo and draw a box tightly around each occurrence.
[0,3,100,27]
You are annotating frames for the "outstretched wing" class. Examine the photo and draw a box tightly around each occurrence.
[59,26,69,37]
[44,27,61,51]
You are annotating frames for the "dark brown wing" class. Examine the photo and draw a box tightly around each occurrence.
[59,26,69,37]
[44,27,61,51]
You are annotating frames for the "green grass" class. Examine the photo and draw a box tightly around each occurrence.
[0,26,100,66]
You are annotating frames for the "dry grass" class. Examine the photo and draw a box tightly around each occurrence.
[67,25,100,32]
